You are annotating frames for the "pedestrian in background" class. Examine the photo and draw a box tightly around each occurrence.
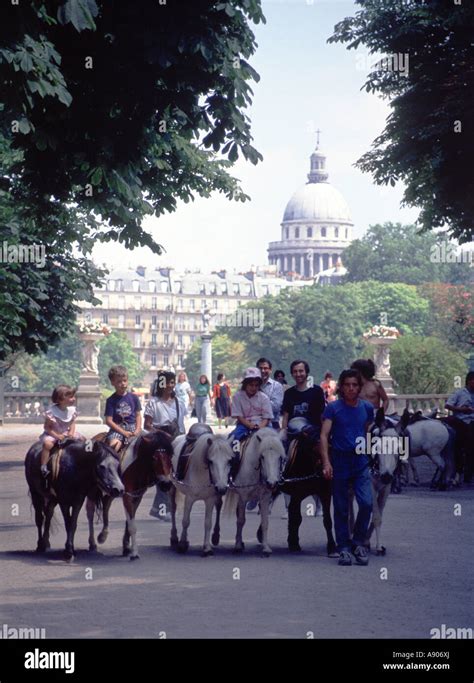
[194,375,212,424]
[213,373,232,429]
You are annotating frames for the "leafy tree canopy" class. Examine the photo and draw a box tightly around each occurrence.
[329,1,474,243]
[390,336,467,394]
[0,0,264,360]
[343,223,473,286]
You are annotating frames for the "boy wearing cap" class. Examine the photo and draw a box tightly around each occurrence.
[230,367,273,443]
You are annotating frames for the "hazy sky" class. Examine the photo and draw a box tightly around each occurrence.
[92,0,419,274]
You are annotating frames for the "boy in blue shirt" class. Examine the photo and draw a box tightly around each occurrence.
[320,369,374,566]
[105,365,142,451]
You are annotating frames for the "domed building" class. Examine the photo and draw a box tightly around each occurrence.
[268,139,354,277]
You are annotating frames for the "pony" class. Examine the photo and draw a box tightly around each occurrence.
[224,428,285,557]
[170,433,234,556]
[86,431,174,560]
[374,409,456,490]
[272,430,337,556]
[25,439,124,561]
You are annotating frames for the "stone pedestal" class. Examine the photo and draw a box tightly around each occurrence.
[76,373,103,424]
[367,336,396,394]
[76,333,103,424]
[200,333,213,425]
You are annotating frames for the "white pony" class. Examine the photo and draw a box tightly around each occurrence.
[170,433,233,556]
[224,428,285,557]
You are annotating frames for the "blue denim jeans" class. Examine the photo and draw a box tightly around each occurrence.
[331,449,373,552]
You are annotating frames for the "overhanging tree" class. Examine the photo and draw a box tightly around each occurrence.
[0,0,264,358]
[329,1,474,243]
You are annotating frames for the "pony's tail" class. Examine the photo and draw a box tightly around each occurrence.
[223,489,239,518]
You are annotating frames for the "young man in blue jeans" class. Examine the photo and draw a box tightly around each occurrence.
[320,369,374,566]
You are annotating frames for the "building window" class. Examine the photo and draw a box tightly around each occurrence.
[295,227,300,238]
[163,355,169,367]
[178,354,184,367]
[177,298,183,311]
[285,227,289,239]
[102,313,108,324]
[151,297,157,310]
[335,227,339,238]
[132,280,140,292]
[135,314,141,327]
[151,333,157,345]
[151,353,157,367]
[221,284,227,294]
[161,281,169,293]
[190,299,195,311]
[164,334,169,346]
[148,281,156,293]
[178,334,183,346]
[134,333,141,347]
[213,300,218,309]
[116,279,123,291]
[151,315,157,328]
[345,228,348,239]
[201,299,206,309]
[321,227,327,237]
[118,314,124,328]
[307,227,313,238]
[190,335,196,344]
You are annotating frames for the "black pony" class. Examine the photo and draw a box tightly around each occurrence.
[265,431,337,556]
[25,439,124,560]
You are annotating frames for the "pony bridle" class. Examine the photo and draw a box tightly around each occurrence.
[152,448,172,481]
[254,452,284,486]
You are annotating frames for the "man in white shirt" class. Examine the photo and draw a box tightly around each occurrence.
[256,357,284,430]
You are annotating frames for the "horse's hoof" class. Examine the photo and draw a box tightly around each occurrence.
[177,541,189,554]
[376,547,386,556]
[97,532,108,545]
[88,545,98,553]
[36,542,47,553]
[288,543,302,553]
[64,552,74,562]
[129,554,140,561]
[122,547,131,557]
[262,550,272,557]
[170,538,178,549]
[256,527,263,544]
[201,549,214,557]
[211,532,220,547]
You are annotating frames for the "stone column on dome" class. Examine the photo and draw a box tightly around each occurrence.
[318,253,323,273]
[291,255,295,272]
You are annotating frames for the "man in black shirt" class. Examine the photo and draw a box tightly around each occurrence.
[281,360,326,439]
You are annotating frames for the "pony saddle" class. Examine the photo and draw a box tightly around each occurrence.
[176,424,213,480]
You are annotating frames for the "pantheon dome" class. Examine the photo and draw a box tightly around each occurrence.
[268,141,354,277]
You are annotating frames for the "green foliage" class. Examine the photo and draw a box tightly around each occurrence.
[0,0,264,251]
[98,332,146,389]
[0,1,264,359]
[343,223,472,286]
[223,281,432,381]
[390,336,467,394]
[329,2,474,243]
[184,334,250,386]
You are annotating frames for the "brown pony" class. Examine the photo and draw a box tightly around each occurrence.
[87,431,173,560]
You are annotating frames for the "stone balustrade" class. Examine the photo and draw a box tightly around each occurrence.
[388,394,449,415]
[3,393,51,423]
[1,391,451,423]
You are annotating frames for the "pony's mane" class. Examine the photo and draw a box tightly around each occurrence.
[191,432,217,460]
[253,428,285,455]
